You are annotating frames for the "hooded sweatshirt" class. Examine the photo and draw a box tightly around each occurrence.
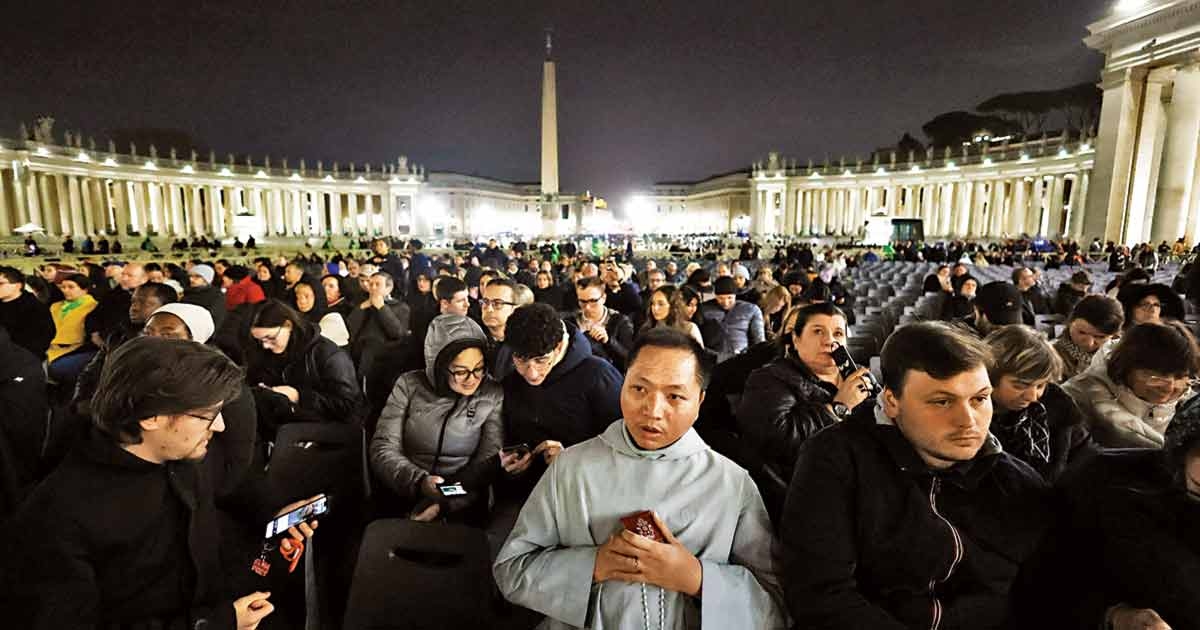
[370,314,504,499]
[494,419,788,630]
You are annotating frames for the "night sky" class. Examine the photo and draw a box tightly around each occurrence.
[2,0,1110,202]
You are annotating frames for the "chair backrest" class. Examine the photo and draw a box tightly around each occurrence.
[342,519,492,630]
[268,422,370,509]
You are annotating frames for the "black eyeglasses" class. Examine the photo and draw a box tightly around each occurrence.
[180,409,223,429]
[480,298,515,310]
[578,297,603,305]
[448,366,486,382]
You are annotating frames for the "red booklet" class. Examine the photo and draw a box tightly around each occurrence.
[621,510,666,543]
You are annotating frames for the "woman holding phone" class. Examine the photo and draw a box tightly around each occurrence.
[736,302,872,517]
[370,313,504,524]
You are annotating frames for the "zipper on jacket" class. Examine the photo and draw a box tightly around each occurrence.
[927,477,965,630]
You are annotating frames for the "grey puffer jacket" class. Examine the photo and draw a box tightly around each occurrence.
[370,314,504,499]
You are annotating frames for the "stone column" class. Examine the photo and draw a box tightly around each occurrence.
[1070,172,1090,240]
[1125,69,1172,244]
[1008,179,1027,237]
[80,178,96,236]
[291,190,305,235]
[1065,175,1082,239]
[190,186,205,236]
[112,180,129,237]
[11,164,29,227]
[329,192,343,236]
[847,188,863,237]
[52,174,70,235]
[269,189,284,235]
[0,170,11,235]
[1047,176,1068,238]
[1152,64,1200,243]
[25,171,43,228]
[208,186,224,237]
[311,191,326,236]
[174,184,188,236]
[347,193,360,235]
[384,193,397,237]
[67,175,86,237]
[1085,67,1148,242]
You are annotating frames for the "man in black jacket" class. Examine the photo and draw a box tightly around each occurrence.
[0,337,316,629]
[0,266,55,359]
[571,276,636,371]
[346,271,410,367]
[0,325,47,502]
[780,321,1052,630]
[183,263,226,328]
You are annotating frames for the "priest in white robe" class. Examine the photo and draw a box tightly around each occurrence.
[493,328,788,629]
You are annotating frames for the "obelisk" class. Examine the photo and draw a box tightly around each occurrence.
[540,29,559,197]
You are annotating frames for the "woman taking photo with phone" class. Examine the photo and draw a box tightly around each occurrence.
[370,313,504,524]
[736,302,872,518]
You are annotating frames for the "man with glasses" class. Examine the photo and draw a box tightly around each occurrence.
[498,303,622,502]
[2,337,318,629]
[573,276,635,371]
[480,278,525,379]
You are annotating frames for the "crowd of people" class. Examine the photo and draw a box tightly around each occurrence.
[0,233,1197,629]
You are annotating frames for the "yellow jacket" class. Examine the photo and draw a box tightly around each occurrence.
[48,294,98,363]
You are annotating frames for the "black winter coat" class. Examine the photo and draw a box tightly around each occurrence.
[737,356,868,483]
[1017,450,1200,630]
[571,309,635,372]
[500,325,623,497]
[0,426,271,630]
[990,383,1097,483]
[781,413,1053,630]
[246,324,363,434]
[0,290,55,359]
[182,284,227,329]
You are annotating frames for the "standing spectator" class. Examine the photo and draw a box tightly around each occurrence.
[245,300,363,437]
[641,285,704,346]
[0,266,55,360]
[532,271,564,310]
[479,278,524,378]
[1064,321,1199,448]
[370,314,504,524]
[368,238,407,299]
[700,276,765,362]
[572,277,635,371]
[47,274,99,386]
[601,261,642,318]
[1052,295,1123,382]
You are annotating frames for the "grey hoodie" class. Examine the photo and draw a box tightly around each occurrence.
[494,419,788,629]
[369,314,504,499]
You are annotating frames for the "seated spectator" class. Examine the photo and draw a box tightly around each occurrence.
[1054,270,1092,317]
[493,328,788,629]
[1013,266,1051,321]
[282,261,326,314]
[701,277,765,361]
[245,300,363,438]
[922,265,951,294]
[47,274,99,386]
[346,271,410,364]
[1052,295,1123,382]
[737,303,873,514]
[182,264,225,330]
[1019,395,1200,629]
[1064,321,1199,448]
[321,273,357,319]
[1115,282,1184,330]
[641,284,704,347]
[940,274,978,321]
[780,321,1051,629]
[964,281,1023,336]
[291,280,347,345]
[370,314,503,525]
[572,276,635,371]
[984,325,1096,482]
[412,275,469,349]
[0,336,315,628]
[759,285,792,340]
[498,303,623,501]
[222,265,265,311]
[0,265,55,360]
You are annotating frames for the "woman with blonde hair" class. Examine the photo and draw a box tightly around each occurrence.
[759,285,792,340]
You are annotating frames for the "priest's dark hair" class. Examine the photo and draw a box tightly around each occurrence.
[91,336,243,444]
[627,327,713,389]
